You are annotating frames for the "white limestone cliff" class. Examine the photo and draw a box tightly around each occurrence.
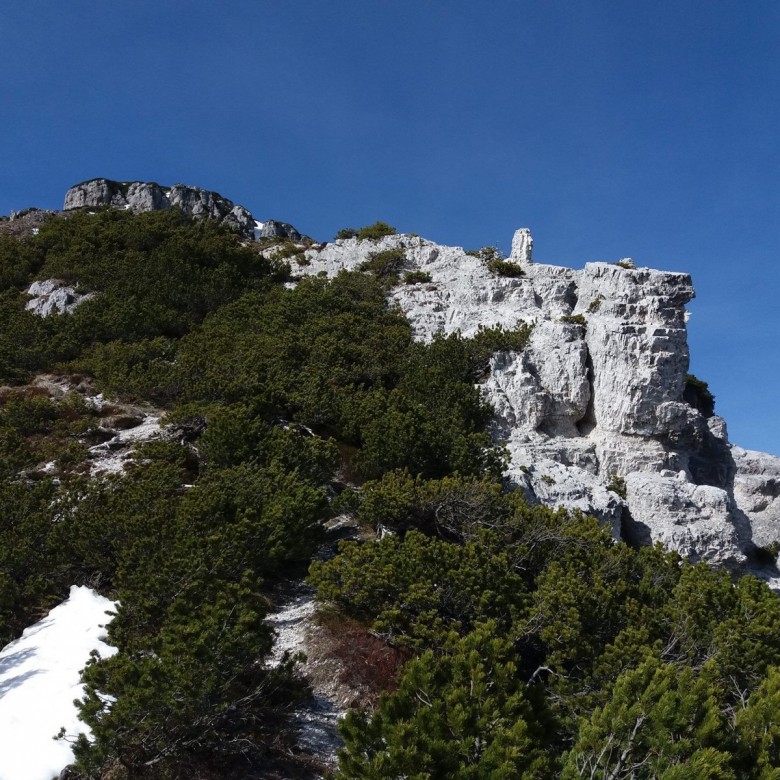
[289,230,780,569]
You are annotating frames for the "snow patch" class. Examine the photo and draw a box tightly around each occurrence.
[265,581,345,769]
[265,589,315,668]
[253,220,265,240]
[0,586,117,780]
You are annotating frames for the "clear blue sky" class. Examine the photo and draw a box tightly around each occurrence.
[2,2,779,453]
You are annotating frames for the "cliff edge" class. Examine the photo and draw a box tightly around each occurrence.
[288,230,780,571]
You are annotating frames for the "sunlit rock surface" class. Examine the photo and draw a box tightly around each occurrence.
[293,231,780,568]
[63,178,306,241]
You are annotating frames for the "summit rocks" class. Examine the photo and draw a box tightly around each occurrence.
[62,179,304,241]
[63,179,255,237]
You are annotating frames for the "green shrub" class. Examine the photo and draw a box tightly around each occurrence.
[606,474,627,499]
[403,270,431,284]
[468,246,526,278]
[272,240,306,260]
[560,313,586,326]
[79,336,179,403]
[336,625,556,778]
[335,227,359,240]
[310,530,527,650]
[684,373,715,417]
[358,248,407,283]
[587,295,604,313]
[466,246,503,262]
[357,221,397,240]
[487,258,525,277]
[0,235,42,291]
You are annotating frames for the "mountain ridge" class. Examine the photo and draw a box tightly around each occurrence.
[4,182,780,778]
[12,178,780,577]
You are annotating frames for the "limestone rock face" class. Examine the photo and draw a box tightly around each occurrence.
[125,182,169,212]
[731,447,780,549]
[258,220,305,242]
[624,473,746,565]
[291,229,780,569]
[510,228,533,263]
[63,179,259,239]
[25,280,94,317]
[575,263,695,437]
[63,179,128,210]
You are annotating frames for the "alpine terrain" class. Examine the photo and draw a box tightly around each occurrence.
[1,179,780,780]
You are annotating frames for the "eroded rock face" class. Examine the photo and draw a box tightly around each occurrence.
[258,219,305,243]
[25,280,94,317]
[510,228,533,264]
[63,179,275,240]
[291,230,780,568]
[575,263,694,437]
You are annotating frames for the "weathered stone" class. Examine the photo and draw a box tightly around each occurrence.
[25,280,94,317]
[624,472,746,567]
[125,181,170,212]
[258,219,305,242]
[63,179,260,238]
[63,178,126,210]
[510,228,533,263]
[575,262,695,437]
[290,229,780,569]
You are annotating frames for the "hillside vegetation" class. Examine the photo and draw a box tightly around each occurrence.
[1,209,780,778]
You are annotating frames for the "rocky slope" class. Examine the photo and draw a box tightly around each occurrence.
[286,230,780,570]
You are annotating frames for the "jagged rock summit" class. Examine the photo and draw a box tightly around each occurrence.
[63,178,305,242]
[286,230,780,574]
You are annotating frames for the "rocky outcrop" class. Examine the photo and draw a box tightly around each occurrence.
[256,219,306,243]
[290,231,780,570]
[25,280,94,317]
[63,179,129,210]
[510,228,533,264]
[63,179,304,241]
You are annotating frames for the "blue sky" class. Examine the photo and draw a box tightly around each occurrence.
[2,1,779,453]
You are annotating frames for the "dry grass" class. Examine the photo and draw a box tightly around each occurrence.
[304,611,410,711]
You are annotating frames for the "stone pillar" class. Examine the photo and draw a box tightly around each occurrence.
[510,228,533,263]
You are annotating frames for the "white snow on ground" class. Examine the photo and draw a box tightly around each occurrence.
[264,517,362,770]
[253,220,265,240]
[265,588,316,668]
[265,582,345,772]
[87,414,162,475]
[0,586,116,780]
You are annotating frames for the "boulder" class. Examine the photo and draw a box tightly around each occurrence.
[25,280,94,317]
